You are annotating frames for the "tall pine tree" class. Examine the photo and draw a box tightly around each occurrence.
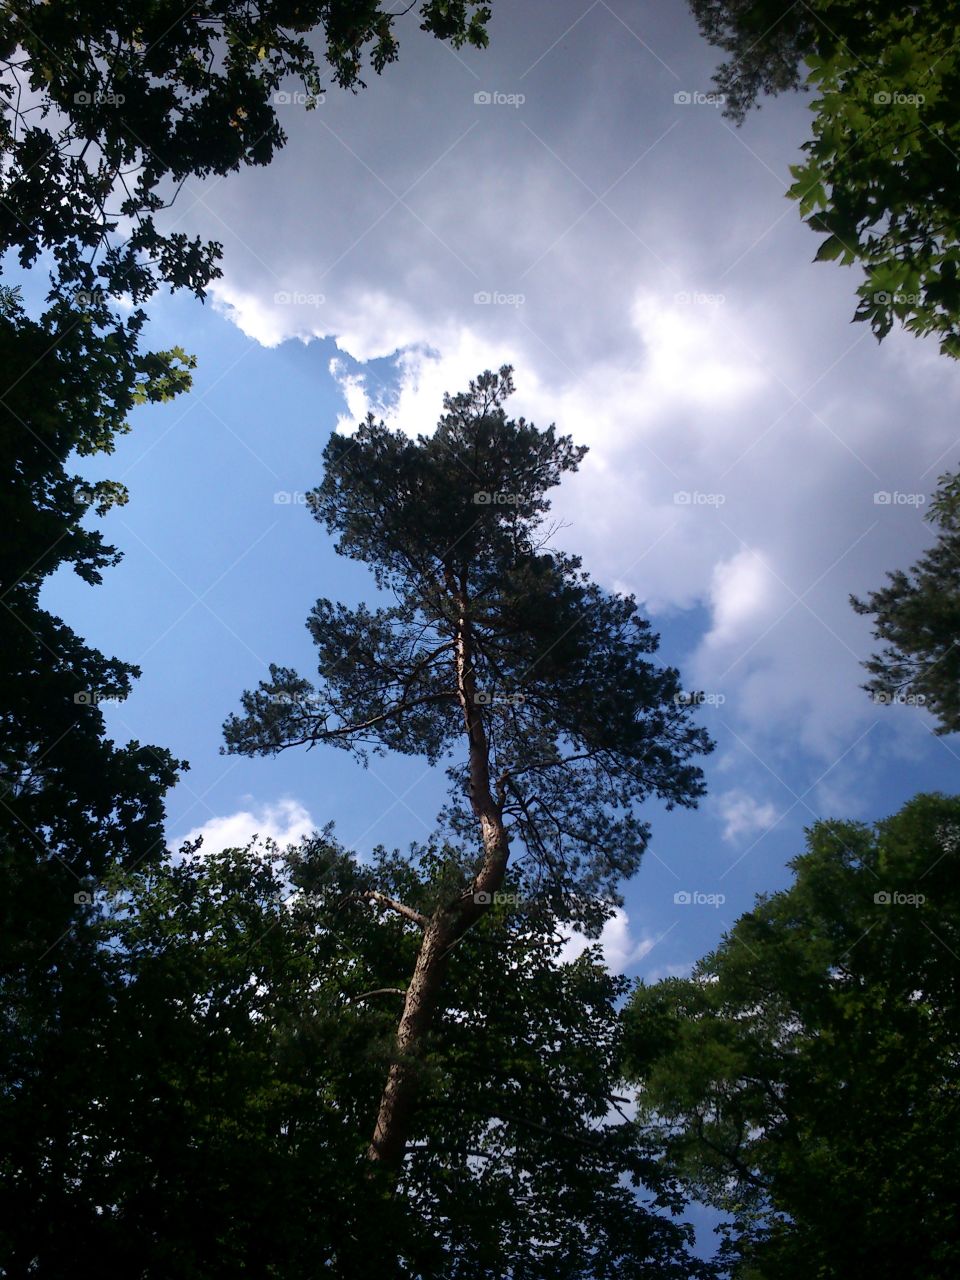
[225,367,713,1169]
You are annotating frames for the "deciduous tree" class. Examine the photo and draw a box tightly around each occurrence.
[623,791,960,1279]
[3,832,710,1278]
[1,0,490,305]
[690,0,960,356]
[851,467,960,733]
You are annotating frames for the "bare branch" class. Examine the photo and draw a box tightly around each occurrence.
[349,987,407,1003]
[492,1108,606,1152]
[359,890,428,928]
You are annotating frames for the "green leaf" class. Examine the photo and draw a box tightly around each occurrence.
[814,234,846,262]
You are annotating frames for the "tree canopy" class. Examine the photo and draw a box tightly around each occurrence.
[851,467,960,733]
[2,832,710,1278]
[623,791,960,1278]
[10,5,960,1272]
[0,280,188,1020]
[690,0,960,356]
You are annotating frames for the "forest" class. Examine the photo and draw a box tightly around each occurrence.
[2,2,959,1276]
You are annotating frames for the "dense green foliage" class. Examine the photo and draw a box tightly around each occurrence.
[2,834,707,1278]
[851,468,960,733]
[0,12,499,1270]
[690,1,960,356]
[0,281,189,1091]
[623,792,960,1279]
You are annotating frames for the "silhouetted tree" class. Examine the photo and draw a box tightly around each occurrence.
[2,832,711,1278]
[851,468,960,733]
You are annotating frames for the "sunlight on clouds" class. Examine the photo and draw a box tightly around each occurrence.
[171,797,316,854]
[559,908,657,975]
[329,358,374,433]
[628,292,767,408]
[704,548,776,649]
[329,329,527,436]
[211,282,297,348]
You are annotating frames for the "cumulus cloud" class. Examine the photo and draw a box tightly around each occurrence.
[166,0,960,782]
[171,797,316,854]
[559,907,664,975]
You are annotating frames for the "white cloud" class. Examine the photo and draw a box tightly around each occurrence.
[627,292,766,410]
[329,357,376,432]
[559,907,658,975]
[704,549,778,650]
[716,789,780,843]
[327,328,516,436]
[168,0,960,776]
[171,797,316,854]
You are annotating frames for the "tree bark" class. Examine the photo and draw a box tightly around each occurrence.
[366,915,455,1165]
[366,575,510,1168]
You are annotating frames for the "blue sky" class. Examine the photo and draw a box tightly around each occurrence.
[36,0,960,989]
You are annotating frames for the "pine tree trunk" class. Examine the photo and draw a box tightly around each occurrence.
[366,916,454,1165]
[366,578,509,1168]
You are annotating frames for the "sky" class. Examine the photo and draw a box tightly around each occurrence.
[40,0,960,989]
